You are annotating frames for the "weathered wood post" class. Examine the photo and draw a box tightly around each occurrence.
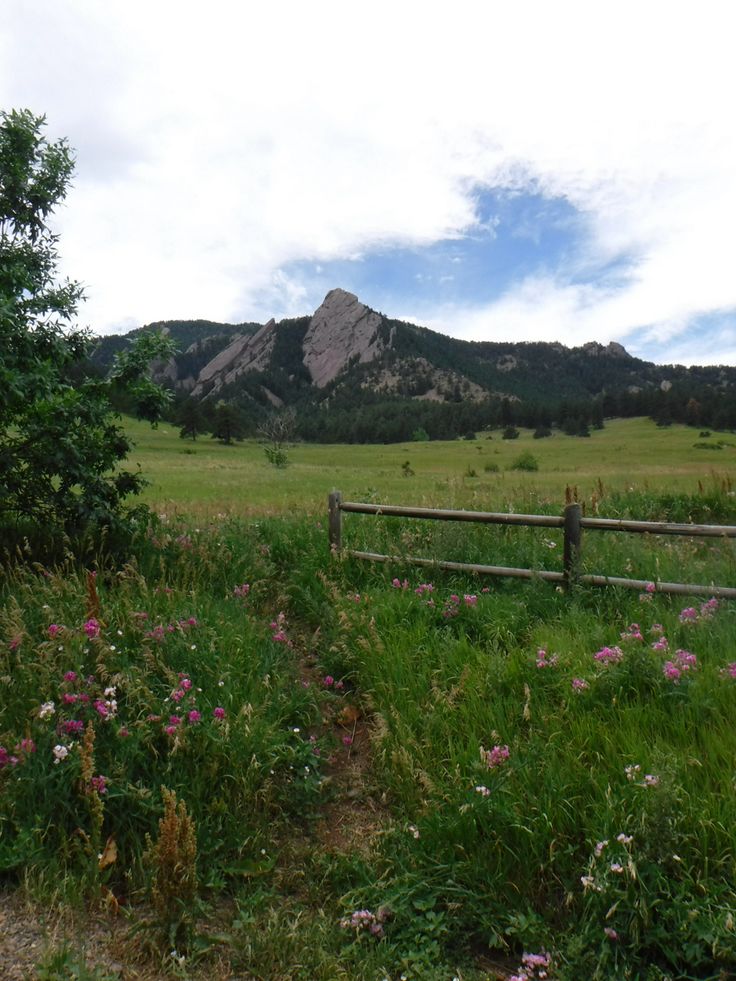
[563,502,582,590]
[328,490,343,553]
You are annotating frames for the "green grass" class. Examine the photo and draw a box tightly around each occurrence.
[127,417,736,515]
[2,421,736,979]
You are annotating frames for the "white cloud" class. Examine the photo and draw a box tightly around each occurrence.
[2,0,736,362]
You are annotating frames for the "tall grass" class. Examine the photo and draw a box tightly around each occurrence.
[1,488,735,979]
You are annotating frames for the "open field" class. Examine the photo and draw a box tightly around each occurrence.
[2,420,736,980]
[126,417,736,515]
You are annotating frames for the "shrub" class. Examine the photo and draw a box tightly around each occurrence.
[509,452,539,472]
[502,426,520,440]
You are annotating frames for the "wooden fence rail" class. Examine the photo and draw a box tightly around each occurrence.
[327,491,736,599]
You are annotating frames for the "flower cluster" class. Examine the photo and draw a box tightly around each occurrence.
[480,744,510,769]
[625,763,659,787]
[145,616,198,643]
[593,645,624,665]
[233,582,250,599]
[620,622,643,642]
[270,611,291,645]
[535,647,558,669]
[663,649,697,683]
[339,907,389,938]
[509,950,551,981]
[0,738,35,770]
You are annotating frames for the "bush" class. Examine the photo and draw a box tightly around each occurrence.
[502,426,520,440]
[533,426,552,439]
[509,452,539,472]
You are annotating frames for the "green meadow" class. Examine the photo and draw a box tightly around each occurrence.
[2,417,736,980]
[127,417,736,515]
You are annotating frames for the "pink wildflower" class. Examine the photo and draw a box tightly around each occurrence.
[90,775,108,795]
[571,677,589,691]
[323,675,334,687]
[233,583,251,598]
[663,661,681,681]
[620,623,643,641]
[83,618,100,639]
[481,744,510,769]
[342,734,353,746]
[700,597,719,618]
[213,706,226,720]
[62,692,78,705]
[679,607,698,623]
[180,677,193,690]
[63,670,77,682]
[187,709,202,724]
[651,636,669,651]
[594,645,624,665]
[604,927,619,941]
[464,594,477,606]
[723,663,736,679]
[645,581,656,593]
[62,720,84,735]
[535,647,558,669]
[168,715,182,726]
[47,624,62,638]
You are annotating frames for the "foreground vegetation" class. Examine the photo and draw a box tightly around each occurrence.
[2,470,736,978]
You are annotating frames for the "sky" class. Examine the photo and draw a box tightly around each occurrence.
[3,0,736,366]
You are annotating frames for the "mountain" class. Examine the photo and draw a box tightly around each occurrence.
[90,288,736,441]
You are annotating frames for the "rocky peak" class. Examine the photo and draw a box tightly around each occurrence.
[302,288,388,387]
[191,318,277,398]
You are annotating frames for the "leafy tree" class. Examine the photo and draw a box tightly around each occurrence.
[0,109,173,539]
[212,401,245,444]
[177,398,206,440]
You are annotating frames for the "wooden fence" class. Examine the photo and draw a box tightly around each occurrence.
[327,491,736,599]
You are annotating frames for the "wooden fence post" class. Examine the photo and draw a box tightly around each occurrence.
[563,502,582,589]
[328,491,343,553]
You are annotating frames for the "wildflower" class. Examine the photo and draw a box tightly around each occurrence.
[700,597,719,618]
[645,581,656,593]
[408,824,420,839]
[171,689,185,702]
[571,677,589,691]
[723,663,736,679]
[104,686,117,698]
[651,636,669,652]
[52,744,69,764]
[594,645,624,665]
[62,692,78,704]
[625,764,641,781]
[90,775,108,795]
[663,661,681,682]
[415,583,434,596]
[481,744,510,769]
[594,839,608,857]
[83,618,101,639]
[342,735,353,746]
[63,670,77,682]
[62,720,84,735]
[580,874,596,891]
[323,675,334,687]
[650,623,664,634]
[464,594,477,606]
[604,927,619,941]
[16,738,35,755]
[620,623,643,641]
[47,624,62,638]
[679,606,698,623]
[610,862,624,873]
[39,701,55,719]
[0,747,18,769]
[643,773,660,787]
[535,647,558,669]
[213,706,226,720]
[187,709,202,724]
[474,785,491,796]
[391,578,409,590]
[616,833,633,845]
